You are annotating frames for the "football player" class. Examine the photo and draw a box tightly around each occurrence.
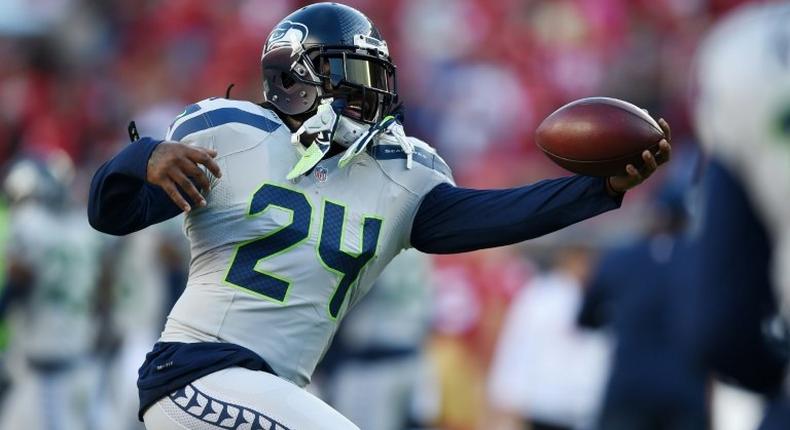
[689,3,790,427]
[1,153,104,430]
[88,3,671,429]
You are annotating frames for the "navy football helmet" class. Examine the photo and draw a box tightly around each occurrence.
[2,150,74,208]
[261,2,397,125]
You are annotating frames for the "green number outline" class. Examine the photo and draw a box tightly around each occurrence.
[222,182,314,304]
[315,198,384,320]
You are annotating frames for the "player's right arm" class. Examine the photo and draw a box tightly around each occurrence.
[87,138,221,235]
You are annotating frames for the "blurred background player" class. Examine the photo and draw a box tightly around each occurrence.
[0,151,104,430]
[320,249,437,430]
[487,243,611,430]
[688,2,790,428]
[577,153,708,430]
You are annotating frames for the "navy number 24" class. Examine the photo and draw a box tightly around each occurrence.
[225,183,383,319]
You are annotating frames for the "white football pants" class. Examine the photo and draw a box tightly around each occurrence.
[143,367,359,430]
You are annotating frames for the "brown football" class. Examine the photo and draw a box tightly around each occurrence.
[535,97,666,177]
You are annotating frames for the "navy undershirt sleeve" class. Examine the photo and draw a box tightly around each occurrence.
[410,175,623,254]
[88,138,182,235]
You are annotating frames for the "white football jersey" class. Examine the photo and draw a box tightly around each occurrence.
[159,97,453,386]
[6,204,103,361]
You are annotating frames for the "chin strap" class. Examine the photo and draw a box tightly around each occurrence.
[338,115,415,169]
[389,121,415,169]
[286,98,338,180]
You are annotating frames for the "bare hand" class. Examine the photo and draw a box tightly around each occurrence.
[607,118,672,194]
[146,142,222,212]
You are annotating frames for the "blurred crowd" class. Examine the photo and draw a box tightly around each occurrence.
[0,0,783,429]
[0,0,749,179]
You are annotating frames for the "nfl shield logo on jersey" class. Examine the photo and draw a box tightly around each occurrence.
[314,165,328,183]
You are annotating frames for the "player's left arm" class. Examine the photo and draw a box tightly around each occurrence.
[410,137,670,254]
[411,176,621,253]
[606,118,672,194]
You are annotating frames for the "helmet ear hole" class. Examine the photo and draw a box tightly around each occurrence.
[281,72,295,89]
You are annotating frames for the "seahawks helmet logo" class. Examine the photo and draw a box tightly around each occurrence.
[267,20,309,51]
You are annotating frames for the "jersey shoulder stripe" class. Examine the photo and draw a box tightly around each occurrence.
[167,98,282,141]
[171,108,281,140]
[172,103,202,123]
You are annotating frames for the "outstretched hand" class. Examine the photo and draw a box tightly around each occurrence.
[607,118,672,194]
[146,142,222,212]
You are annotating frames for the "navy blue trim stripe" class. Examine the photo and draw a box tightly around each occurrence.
[168,104,201,131]
[171,108,281,141]
[370,145,452,177]
[170,383,291,429]
[180,103,202,118]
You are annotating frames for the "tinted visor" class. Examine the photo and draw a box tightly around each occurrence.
[310,51,397,123]
[325,56,392,92]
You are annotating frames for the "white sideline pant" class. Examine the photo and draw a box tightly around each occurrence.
[143,367,359,430]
